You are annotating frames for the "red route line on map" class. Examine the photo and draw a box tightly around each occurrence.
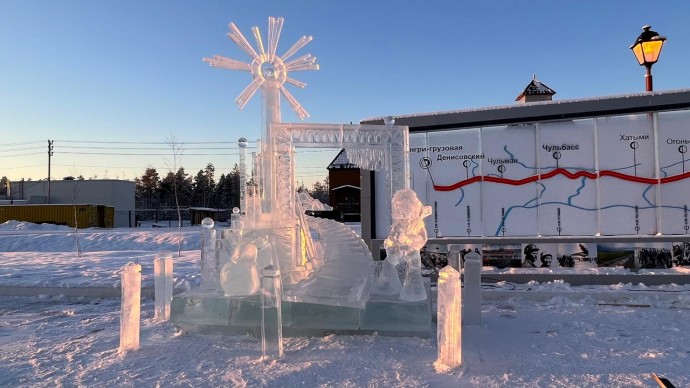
[433,168,690,192]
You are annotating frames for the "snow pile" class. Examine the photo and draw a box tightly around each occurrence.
[0,220,72,231]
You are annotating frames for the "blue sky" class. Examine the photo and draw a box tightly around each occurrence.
[1,1,689,184]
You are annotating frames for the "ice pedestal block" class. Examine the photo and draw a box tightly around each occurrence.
[171,282,431,337]
[289,302,360,331]
[154,251,173,321]
[360,280,432,335]
[120,262,141,351]
[435,266,462,371]
[170,291,232,327]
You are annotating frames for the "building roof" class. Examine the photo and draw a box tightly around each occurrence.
[331,184,360,191]
[515,76,556,101]
[361,88,690,132]
[327,149,358,169]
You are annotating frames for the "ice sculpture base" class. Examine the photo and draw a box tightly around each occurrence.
[171,281,431,337]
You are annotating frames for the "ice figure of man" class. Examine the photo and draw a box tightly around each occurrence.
[383,189,432,301]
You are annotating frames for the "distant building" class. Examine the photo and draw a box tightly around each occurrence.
[5,179,135,227]
[515,75,556,103]
[327,149,361,222]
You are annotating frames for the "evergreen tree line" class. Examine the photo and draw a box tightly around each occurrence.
[134,162,241,210]
[133,162,330,210]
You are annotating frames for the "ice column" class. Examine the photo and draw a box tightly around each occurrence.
[120,262,141,351]
[463,251,482,326]
[435,265,461,371]
[238,137,248,212]
[154,251,173,321]
[200,217,219,289]
[231,207,242,229]
[261,264,283,360]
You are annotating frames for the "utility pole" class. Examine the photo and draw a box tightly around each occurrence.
[48,140,54,204]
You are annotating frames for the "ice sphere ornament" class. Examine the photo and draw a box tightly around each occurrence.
[201,217,215,229]
[384,189,432,301]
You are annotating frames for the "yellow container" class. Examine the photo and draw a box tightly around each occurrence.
[0,204,114,228]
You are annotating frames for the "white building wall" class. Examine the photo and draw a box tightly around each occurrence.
[9,180,135,227]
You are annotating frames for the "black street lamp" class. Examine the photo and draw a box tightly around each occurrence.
[630,25,667,91]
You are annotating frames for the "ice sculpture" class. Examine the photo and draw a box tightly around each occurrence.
[154,251,173,321]
[384,189,432,301]
[435,265,462,372]
[463,251,482,326]
[120,262,141,351]
[261,264,283,360]
[171,17,426,335]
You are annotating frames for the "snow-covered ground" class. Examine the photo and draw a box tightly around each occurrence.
[1,221,689,387]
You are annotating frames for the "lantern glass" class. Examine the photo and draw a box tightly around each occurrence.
[642,40,664,64]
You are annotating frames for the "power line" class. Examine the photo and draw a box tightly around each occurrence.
[0,152,44,158]
[56,151,244,156]
[0,140,43,148]
[1,164,46,170]
[59,145,251,151]
[53,139,258,145]
[0,145,44,152]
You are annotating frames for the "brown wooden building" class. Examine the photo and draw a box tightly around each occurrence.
[327,149,361,221]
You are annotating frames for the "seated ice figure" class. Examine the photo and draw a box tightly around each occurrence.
[220,242,260,297]
[383,189,432,302]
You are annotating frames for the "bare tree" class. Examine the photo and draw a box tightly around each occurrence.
[166,134,185,258]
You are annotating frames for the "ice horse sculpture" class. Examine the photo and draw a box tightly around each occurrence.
[172,17,426,336]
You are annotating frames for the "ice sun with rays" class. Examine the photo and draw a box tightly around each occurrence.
[203,16,318,119]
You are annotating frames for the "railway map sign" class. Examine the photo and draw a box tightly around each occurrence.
[409,110,690,239]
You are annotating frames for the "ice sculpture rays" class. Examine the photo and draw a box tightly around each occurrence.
[203,16,318,120]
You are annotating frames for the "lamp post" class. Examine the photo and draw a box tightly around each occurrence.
[630,25,666,91]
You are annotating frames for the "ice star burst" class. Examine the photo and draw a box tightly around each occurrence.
[203,16,319,120]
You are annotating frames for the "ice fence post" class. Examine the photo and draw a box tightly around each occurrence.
[120,262,141,351]
[435,265,462,371]
[463,251,482,326]
[261,264,283,360]
[154,251,173,321]
[446,244,462,272]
